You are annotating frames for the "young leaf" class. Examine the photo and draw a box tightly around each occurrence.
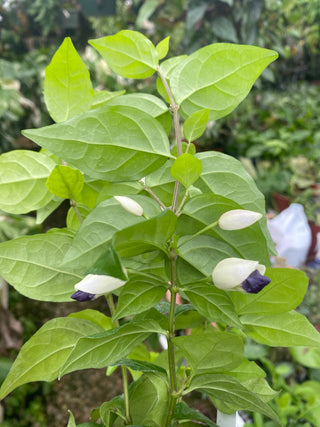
[173,330,244,374]
[241,311,320,347]
[46,165,84,200]
[44,37,94,123]
[100,397,124,427]
[59,320,165,377]
[156,36,170,60]
[0,317,102,399]
[22,105,172,182]
[170,153,202,188]
[183,281,242,328]
[67,410,76,427]
[185,374,281,424]
[89,30,158,79]
[170,43,278,119]
[113,273,168,321]
[0,150,55,214]
[0,228,81,301]
[183,109,209,142]
[68,309,113,331]
[229,268,308,316]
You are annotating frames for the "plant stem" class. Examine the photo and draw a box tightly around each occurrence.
[157,66,182,213]
[177,220,219,248]
[70,199,83,224]
[106,294,132,425]
[139,180,167,210]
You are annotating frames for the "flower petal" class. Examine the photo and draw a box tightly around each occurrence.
[241,269,271,294]
[75,274,126,295]
[71,290,96,301]
[114,196,144,216]
[212,258,260,290]
[218,209,262,230]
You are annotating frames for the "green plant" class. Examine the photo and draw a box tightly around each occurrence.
[0,30,319,426]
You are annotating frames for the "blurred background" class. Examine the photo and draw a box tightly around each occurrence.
[1,1,320,426]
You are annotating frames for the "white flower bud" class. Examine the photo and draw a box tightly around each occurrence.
[218,209,262,230]
[75,274,126,295]
[114,196,144,216]
[212,257,266,291]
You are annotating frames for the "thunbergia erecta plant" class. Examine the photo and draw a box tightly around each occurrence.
[0,31,319,427]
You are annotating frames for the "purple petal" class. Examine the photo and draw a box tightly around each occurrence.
[71,290,96,301]
[241,269,271,294]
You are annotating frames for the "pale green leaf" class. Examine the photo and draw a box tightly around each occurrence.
[46,165,84,200]
[44,37,94,122]
[113,273,168,320]
[170,153,202,188]
[91,89,125,109]
[156,36,170,60]
[229,268,308,316]
[156,55,188,102]
[173,330,244,374]
[0,317,102,399]
[183,109,209,142]
[59,320,165,376]
[170,43,278,119]
[68,309,113,331]
[89,30,158,79]
[22,104,172,182]
[66,203,91,231]
[183,281,241,328]
[241,311,320,347]
[36,197,63,224]
[0,228,81,301]
[290,346,320,369]
[67,410,76,427]
[0,150,55,214]
[136,0,159,28]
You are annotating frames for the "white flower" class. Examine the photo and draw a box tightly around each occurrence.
[114,196,144,216]
[218,209,262,230]
[212,257,270,293]
[71,274,127,301]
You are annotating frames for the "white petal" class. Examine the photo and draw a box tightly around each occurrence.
[218,210,262,230]
[114,196,144,216]
[75,274,126,295]
[212,258,259,290]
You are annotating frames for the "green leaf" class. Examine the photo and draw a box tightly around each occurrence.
[156,36,170,60]
[68,309,113,331]
[113,273,168,320]
[66,203,91,231]
[87,246,127,280]
[91,89,125,109]
[177,193,270,266]
[194,152,275,254]
[183,109,209,142]
[183,281,241,328]
[113,209,177,258]
[36,197,64,224]
[0,317,102,399]
[22,104,171,182]
[62,196,161,275]
[89,30,158,79]
[129,373,169,427]
[0,150,55,214]
[136,0,159,28]
[110,359,167,375]
[46,165,84,200]
[170,153,202,188]
[170,43,278,119]
[0,228,81,301]
[156,55,188,102]
[173,402,218,426]
[212,17,238,43]
[185,374,280,423]
[59,320,165,377]
[67,410,76,427]
[241,311,320,347]
[290,346,320,369]
[100,397,124,427]
[44,37,94,123]
[229,268,308,316]
[222,359,266,382]
[173,329,244,374]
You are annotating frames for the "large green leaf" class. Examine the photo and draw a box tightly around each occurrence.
[0,150,55,214]
[59,320,165,377]
[173,330,244,374]
[0,317,102,399]
[194,152,275,253]
[241,311,320,347]
[89,30,158,79]
[170,43,278,119]
[44,37,94,123]
[113,209,177,258]
[185,374,280,423]
[22,104,172,182]
[113,273,168,321]
[229,268,308,316]
[177,193,270,266]
[62,196,161,274]
[183,281,241,328]
[0,228,81,301]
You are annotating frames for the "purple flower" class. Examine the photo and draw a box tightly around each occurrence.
[241,269,271,294]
